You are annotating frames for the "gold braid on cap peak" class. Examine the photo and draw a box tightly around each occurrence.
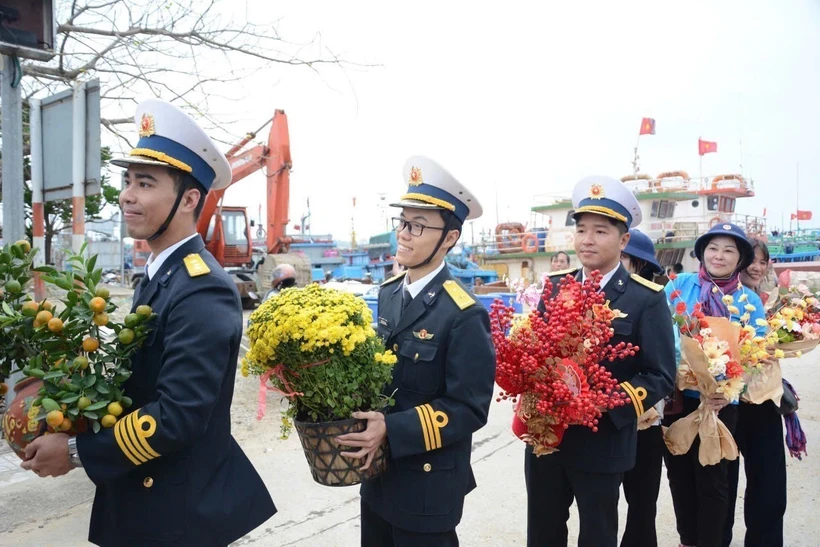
[130,149,193,173]
[574,205,627,223]
[400,193,456,212]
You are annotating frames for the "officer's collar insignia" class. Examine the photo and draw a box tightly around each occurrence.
[617,279,624,286]
[428,291,436,298]
[413,329,434,340]
[378,317,389,327]
[408,166,424,186]
[588,183,605,199]
[138,112,156,137]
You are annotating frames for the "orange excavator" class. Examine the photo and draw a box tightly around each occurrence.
[130,109,310,307]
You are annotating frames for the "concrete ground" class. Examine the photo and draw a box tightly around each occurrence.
[1,304,818,546]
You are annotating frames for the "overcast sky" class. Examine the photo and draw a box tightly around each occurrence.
[108,0,820,243]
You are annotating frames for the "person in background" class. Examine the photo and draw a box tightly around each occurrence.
[619,229,668,547]
[723,237,788,547]
[549,251,571,272]
[662,223,767,547]
[673,263,684,275]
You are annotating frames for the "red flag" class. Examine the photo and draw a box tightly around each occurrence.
[797,210,812,221]
[639,117,656,135]
[698,138,717,156]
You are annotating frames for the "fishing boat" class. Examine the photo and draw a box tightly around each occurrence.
[472,172,765,282]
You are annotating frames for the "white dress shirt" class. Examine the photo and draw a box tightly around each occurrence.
[403,261,447,299]
[145,233,198,280]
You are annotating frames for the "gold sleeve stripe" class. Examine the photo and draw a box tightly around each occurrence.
[622,382,644,417]
[420,404,439,450]
[621,382,646,417]
[120,414,150,462]
[124,417,152,462]
[123,413,154,462]
[113,410,160,466]
[419,404,438,450]
[114,415,146,465]
[131,412,160,458]
[424,404,450,449]
[415,405,432,451]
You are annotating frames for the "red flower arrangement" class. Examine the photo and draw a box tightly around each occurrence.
[490,271,638,455]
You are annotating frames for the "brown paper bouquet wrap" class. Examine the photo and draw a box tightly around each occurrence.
[775,338,820,358]
[741,360,783,406]
[663,317,741,466]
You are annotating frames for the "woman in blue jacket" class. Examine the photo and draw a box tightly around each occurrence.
[662,223,767,547]
[724,237,787,547]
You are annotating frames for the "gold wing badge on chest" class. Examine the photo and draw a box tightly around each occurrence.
[413,329,434,340]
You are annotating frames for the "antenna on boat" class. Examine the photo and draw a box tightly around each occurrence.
[351,196,357,248]
[796,162,800,232]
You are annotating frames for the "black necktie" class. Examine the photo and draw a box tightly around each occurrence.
[135,273,150,300]
[401,289,412,313]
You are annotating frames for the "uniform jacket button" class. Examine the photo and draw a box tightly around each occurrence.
[423,463,432,472]
[393,343,398,352]
[143,477,154,488]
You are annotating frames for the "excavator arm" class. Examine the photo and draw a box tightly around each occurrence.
[264,110,292,254]
[194,109,292,262]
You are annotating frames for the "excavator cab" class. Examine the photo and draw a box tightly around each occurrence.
[205,206,253,268]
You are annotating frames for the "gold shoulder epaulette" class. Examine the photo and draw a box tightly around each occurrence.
[183,253,211,277]
[443,280,475,310]
[630,273,663,292]
[381,271,406,287]
[549,267,579,278]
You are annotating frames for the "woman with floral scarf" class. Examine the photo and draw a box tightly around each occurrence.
[722,237,792,547]
[662,223,768,547]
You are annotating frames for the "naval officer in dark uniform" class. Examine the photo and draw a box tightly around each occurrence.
[525,175,676,547]
[336,156,496,547]
[21,99,276,546]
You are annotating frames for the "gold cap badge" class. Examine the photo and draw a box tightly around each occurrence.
[408,166,424,186]
[588,183,605,199]
[139,113,156,138]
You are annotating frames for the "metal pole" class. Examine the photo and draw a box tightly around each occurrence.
[1,55,25,246]
[796,162,800,232]
[71,81,87,253]
[30,98,47,300]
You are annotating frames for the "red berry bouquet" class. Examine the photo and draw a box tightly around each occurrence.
[490,271,637,456]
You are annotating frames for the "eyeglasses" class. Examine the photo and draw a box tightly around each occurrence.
[392,217,446,237]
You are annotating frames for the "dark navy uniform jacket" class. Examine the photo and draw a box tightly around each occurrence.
[77,236,276,546]
[361,266,496,533]
[536,264,676,473]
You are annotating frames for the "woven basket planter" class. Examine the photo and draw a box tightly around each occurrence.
[294,417,388,487]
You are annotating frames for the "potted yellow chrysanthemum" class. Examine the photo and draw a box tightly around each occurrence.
[243,284,397,486]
